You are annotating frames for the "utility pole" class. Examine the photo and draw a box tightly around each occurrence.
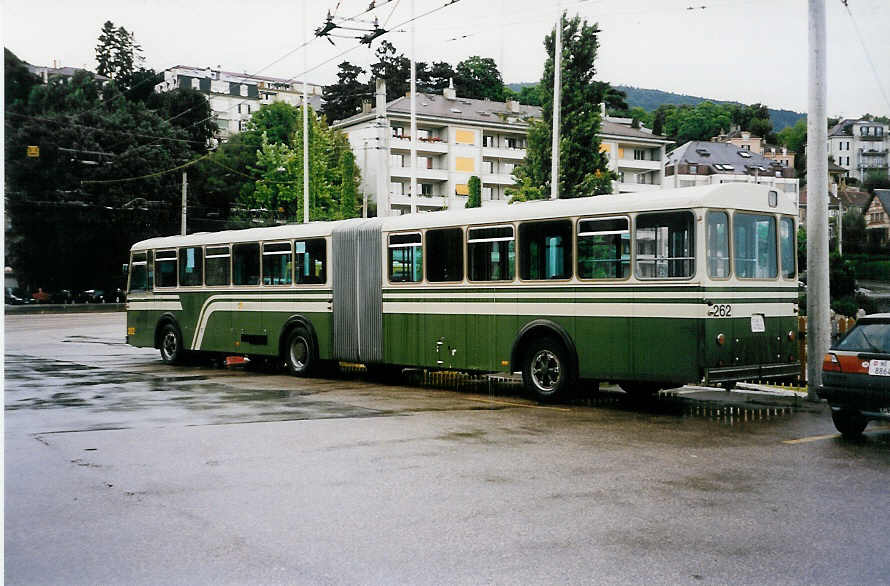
[409,0,418,214]
[807,0,829,402]
[362,139,369,218]
[302,0,310,224]
[180,170,187,236]
[550,9,562,200]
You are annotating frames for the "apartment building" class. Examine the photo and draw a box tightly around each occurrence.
[665,141,799,207]
[335,84,671,215]
[155,65,323,139]
[828,118,890,183]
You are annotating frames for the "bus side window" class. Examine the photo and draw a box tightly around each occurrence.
[178,247,203,286]
[519,220,572,280]
[155,249,178,287]
[295,239,326,284]
[129,251,148,292]
[577,217,630,279]
[426,228,463,282]
[147,250,153,290]
[706,212,730,278]
[779,217,796,280]
[263,242,293,286]
[467,226,515,282]
[388,233,423,283]
[233,243,260,286]
[635,212,695,279]
[205,246,231,286]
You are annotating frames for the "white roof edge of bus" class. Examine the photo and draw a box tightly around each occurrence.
[131,184,795,250]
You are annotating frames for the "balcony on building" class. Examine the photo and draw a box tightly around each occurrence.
[390,124,448,154]
[481,132,527,160]
[618,146,663,171]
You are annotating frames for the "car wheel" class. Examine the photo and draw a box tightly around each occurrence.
[284,327,314,376]
[159,323,185,364]
[831,409,868,439]
[522,336,573,402]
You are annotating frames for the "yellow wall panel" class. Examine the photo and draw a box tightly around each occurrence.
[455,129,475,144]
[455,183,469,195]
[618,147,625,159]
[455,157,475,172]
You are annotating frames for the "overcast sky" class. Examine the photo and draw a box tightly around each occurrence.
[4,0,889,118]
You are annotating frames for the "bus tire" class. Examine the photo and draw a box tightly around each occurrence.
[159,323,185,364]
[522,336,573,402]
[284,327,315,376]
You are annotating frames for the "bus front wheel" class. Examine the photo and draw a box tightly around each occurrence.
[159,323,185,364]
[522,336,573,402]
[284,327,314,376]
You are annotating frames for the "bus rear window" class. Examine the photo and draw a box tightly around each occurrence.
[707,212,730,278]
[233,243,260,285]
[155,250,177,287]
[734,213,777,279]
[295,239,326,284]
[389,233,422,283]
[179,247,203,287]
[780,217,796,280]
[635,212,695,279]
[577,217,629,279]
[519,220,572,280]
[205,246,230,286]
[467,226,515,282]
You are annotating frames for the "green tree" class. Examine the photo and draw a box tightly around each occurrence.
[321,61,368,123]
[506,175,544,203]
[4,49,41,107]
[465,175,481,208]
[454,56,505,101]
[94,21,144,84]
[662,102,732,144]
[842,208,867,254]
[339,149,359,218]
[368,41,413,101]
[512,12,615,199]
[147,87,216,150]
[423,61,456,93]
[863,170,890,193]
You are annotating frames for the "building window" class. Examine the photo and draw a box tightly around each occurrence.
[482,186,492,200]
[688,164,697,174]
[617,171,625,183]
[483,135,495,147]
[392,126,404,137]
[390,182,403,195]
[420,183,433,196]
[417,156,433,169]
[634,149,646,160]
[191,78,200,90]
[240,84,248,97]
[391,154,403,167]
[482,160,493,174]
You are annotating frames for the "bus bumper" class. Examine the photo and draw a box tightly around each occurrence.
[705,362,799,384]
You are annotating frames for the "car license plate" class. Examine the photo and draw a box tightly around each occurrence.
[750,314,765,333]
[868,359,890,376]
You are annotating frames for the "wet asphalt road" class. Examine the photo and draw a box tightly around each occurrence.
[5,312,890,585]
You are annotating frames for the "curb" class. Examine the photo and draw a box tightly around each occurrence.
[4,303,125,315]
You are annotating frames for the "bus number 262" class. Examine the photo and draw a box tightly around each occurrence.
[709,304,732,317]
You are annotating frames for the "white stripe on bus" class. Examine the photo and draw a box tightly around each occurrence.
[381,290,798,300]
[126,301,183,311]
[381,302,794,319]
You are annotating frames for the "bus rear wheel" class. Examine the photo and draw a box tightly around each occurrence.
[284,327,314,376]
[522,336,573,402]
[159,323,185,364]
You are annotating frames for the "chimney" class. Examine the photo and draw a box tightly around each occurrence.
[375,78,387,119]
[361,99,372,114]
[506,99,521,113]
[443,77,456,100]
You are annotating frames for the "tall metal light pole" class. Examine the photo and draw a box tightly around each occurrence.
[550,9,562,200]
[806,0,829,401]
[302,0,310,224]
[180,171,187,235]
[409,0,418,214]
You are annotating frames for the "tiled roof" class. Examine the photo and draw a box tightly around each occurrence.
[667,141,788,175]
[873,189,890,215]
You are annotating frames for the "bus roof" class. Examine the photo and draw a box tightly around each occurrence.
[131,183,796,250]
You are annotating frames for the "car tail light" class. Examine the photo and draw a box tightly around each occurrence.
[822,353,840,372]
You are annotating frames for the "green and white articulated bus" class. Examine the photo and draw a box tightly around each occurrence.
[126,183,800,401]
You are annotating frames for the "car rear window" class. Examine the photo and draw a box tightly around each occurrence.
[836,322,890,353]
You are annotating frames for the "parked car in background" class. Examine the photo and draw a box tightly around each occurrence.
[819,314,890,438]
[5,287,27,305]
[77,289,106,304]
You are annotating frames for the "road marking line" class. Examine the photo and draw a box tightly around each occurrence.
[463,397,572,412]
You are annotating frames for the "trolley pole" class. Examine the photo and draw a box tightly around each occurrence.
[180,170,187,236]
[302,0,310,224]
[806,0,829,402]
[550,9,562,200]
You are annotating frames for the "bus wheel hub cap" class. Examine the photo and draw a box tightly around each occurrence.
[532,350,560,391]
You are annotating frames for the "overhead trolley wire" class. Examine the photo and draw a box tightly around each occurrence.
[840,0,890,113]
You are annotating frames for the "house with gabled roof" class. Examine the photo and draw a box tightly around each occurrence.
[865,189,890,247]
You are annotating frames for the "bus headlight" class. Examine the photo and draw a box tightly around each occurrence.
[716,333,726,346]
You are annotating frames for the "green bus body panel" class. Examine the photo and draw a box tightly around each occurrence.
[128,284,798,385]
